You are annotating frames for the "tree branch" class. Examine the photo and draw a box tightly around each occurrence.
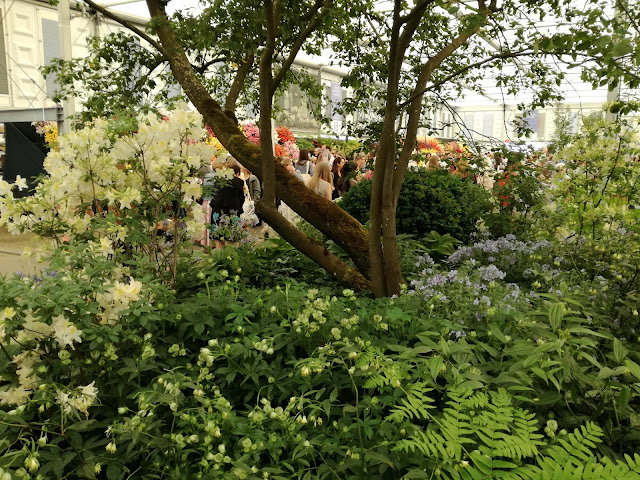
[82,0,168,57]
[259,0,278,206]
[398,49,534,109]
[399,0,435,25]
[144,0,372,280]
[271,0,332,95]
[616,0,640,35]
[193,56,227,74]
[224,53,255,114]
[255,202,370,291]
[394,8,494,206]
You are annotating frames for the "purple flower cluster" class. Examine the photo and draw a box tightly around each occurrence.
[447,235,550,268]
[478,265,506,282]
[15,270,57,283]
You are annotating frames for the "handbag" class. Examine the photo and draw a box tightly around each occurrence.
[240,180,259,226]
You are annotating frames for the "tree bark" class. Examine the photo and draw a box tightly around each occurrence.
[224,53,255,118]
[368,0,432,297]
[259,0,278,206]
[256,202,370,290]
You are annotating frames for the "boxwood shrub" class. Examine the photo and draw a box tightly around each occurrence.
[339,169,492,242]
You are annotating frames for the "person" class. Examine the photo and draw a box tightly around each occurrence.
[307,160,333,201]
[205,163,245,248]
[355,153,369,174]
[281,157,304,182]
[312,147,321,163]
[339,161,359,196]
[275,157,304,226]
[331,156,345,200]
[426,153,440,170]
[320,145,333,165]
[241,166,262,225]
[242,167,261,202]
[295,149,314,183]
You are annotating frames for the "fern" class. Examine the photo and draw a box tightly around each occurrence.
[394,390,640,480]
[387,382,435,422]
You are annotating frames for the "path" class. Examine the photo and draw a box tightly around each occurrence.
[0,227,46,276]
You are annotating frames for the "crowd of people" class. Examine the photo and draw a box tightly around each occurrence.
[196,145,372,247]
[194,138,555,248]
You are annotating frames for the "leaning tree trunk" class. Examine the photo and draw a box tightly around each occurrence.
[145,0,371,291]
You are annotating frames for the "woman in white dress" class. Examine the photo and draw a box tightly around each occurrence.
[307,161,333,201]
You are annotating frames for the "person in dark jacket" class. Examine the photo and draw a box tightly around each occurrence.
[204,164,245,248]
[209,165,244,215]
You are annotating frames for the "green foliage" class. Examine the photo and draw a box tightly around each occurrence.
[306,138,363,158]
[340,169,492,242]
[548,105,577,154]
[538,117,640,241]
[41,32,182,122]
[295,137,315,151]
[2,239,640,478]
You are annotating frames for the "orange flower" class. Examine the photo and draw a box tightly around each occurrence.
[274,144,286,157]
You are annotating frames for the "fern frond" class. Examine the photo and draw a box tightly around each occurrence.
[387,382,434,422]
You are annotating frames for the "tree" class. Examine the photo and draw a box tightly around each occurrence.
[71,0,611,297]
[548,104,576,154]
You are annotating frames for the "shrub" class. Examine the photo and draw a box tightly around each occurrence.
[295,137,315,152]
[340,169,492,242]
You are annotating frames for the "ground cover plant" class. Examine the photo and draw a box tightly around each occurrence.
[2,233,640,479]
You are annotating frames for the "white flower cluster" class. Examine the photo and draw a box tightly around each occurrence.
[52,314,83,348]
[0,351,40,406]
[56,382,98,417]
[0,306,85,406]
[253,338,275,355]
[292,295,331,335]
[0,109,216,244]
[96,279,143,323]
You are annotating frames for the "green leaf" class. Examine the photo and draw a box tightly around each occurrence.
[430,355,443,381]
[66,419,97,431]
[613,338,627,363]
[618,385,631,415]
[624,359,640,381]
[548,303,565,331]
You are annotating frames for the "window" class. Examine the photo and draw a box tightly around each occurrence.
[0,13,8,94]
[464,112,474,137]
[483,112,493,138]
[41,19,61,98]
[537,112,546,139]
[525,110,538,132]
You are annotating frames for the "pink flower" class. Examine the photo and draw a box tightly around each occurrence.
[284,141,299,160]
[242,123,260,145]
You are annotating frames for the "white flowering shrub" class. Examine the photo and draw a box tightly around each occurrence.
[0,109,216,285]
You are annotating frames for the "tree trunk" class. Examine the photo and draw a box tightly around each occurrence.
[256,202,370,290]
[145,0,372,291]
